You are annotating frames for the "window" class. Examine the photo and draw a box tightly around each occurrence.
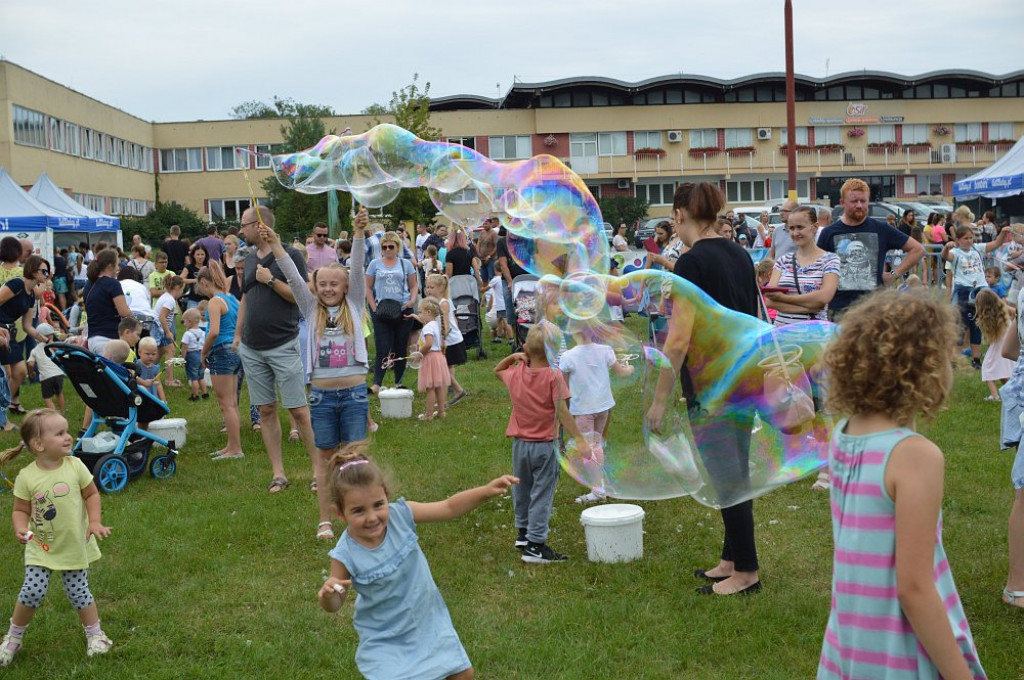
[117,139,128,167]
[65,123,80,156]
[254,144,279,169]
[85,195,105,213]
[80,128,92,158]
[867,125,896,144]
[488,135,531,160]
[49,117,64,152]
[569,133,598,157]
[635,182,675,206]
[815,126,842,146]
[160,147,203,172]
[689,128,717,148]
[633,131,663,150]
[902,124,928,144]
[110,198,123,215]
[990,122,1015,141]
[726,180,766,203]
[12,106,46,148]
[105,135,116,164]
[779,127,808,147]
[91,131,104,161]
[724,128,753,149]
[597,132,627,156]
[955,123,982,143]
[206,146,240,171]
[446,136,476,160]
[449,187,479,204]
[208,198,254,223]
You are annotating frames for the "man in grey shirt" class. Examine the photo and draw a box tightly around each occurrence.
[234,206,319,499]
[769,198,799,262]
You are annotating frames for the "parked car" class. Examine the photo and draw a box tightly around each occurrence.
[890,202,932,223]
[601,221,613,243]
[634,218,667,247]
[829,202,905,221]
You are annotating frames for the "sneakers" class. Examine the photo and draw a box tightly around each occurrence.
[961,347,973,357]
[514,529,528,550]
[86,632,113,657]
[574,491,607,505]
[972,357,982,370]
[521,542,567,564]
[445,391,468,408]
[0,634,22,667]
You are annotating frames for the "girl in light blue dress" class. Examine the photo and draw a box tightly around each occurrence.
[317,444,517,680]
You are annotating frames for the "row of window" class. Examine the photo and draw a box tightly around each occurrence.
[71,194,152,217]
[634,179,799,206]
[159,144,276,173]
[12,105,154,172]
[536,81,1024,108]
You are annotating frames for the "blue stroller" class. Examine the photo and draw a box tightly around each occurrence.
[44,343,179,493]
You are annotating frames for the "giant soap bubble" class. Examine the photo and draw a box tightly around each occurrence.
[268,125,836,508]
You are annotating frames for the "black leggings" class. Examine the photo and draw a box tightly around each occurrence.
[371,313,412,388]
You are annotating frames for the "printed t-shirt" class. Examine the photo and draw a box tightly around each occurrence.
[817,217,909,312]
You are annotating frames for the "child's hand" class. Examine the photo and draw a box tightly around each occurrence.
[510,352,528,365]
[484,475,519,497]
[259,226,281,246]
[353,208,368,231]
[87,522,111,541]
[318,577,352,608]
[574,437,594,460]
[15,529,31,544]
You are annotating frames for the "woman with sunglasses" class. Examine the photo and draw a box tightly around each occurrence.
[366,231,419,394]
[0,256,52,422]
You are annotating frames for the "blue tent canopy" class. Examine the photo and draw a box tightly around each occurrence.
[953,137,1024,200]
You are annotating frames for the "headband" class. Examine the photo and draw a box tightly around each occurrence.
[338,460,369,473]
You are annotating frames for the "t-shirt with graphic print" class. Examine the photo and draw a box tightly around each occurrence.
[13,456,101,570]
[312,305,366,379]
[949,243,987,288]
[817,217,909,312]
[366,258,414,306]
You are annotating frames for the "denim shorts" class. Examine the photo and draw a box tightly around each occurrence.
[308,383,369,450]
[1013,444,1024,490]
[152,317,177,348]
[185,351,204,381]
[206,343,240,375]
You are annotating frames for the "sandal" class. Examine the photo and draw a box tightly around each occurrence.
[417,411,438,421]
[1,424,17,433]
[212,451,244,460]
[811,471,830,491]
[267,477,290,493]
[288,429,300,442]
[1003,588,1024,608]
[316,521,335,541]
[310,479,317,493]
[251,422,262,432]
[7,404,26,416]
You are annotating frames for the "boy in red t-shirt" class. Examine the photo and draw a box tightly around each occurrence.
[495,325,591,564]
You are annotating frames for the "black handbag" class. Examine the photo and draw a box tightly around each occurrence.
[375,298,403,321]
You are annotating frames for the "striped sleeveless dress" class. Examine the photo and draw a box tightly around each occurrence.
[817,422,986,679]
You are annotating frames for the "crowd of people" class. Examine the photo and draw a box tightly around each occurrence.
[0,178,1019,677]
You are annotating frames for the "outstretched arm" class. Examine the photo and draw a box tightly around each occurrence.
[408,475,518,524]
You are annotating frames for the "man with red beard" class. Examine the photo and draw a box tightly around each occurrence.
[817,179,924,318]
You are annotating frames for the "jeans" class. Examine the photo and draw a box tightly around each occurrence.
[480,259,495,283]
[371,311,412,388]
[0,364,9,428]
[503,281,516,325]
[308,383,369,449]
[953,284,981,345]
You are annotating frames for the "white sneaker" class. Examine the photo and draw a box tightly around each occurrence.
[574,491,607,505]
[0,634,22,667]
[86,632,113,657]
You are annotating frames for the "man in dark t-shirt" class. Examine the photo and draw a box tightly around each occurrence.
[497,231,532,327]
[235,206,318,496]
[162,225,189,274]
[817,180,924,315]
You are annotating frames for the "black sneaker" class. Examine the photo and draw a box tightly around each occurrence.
[521,542,567,564]
[514,529,528,551]
[972,358,982,370]
[445,390,468,408]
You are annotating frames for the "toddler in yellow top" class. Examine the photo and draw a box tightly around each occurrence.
[0,409,113,666]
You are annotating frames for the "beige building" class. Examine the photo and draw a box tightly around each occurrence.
[2,59,1022,226]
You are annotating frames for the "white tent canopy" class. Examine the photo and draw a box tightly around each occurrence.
[953,137,1024,200]
[28,172,119,229]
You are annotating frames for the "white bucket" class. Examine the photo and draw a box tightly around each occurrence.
[378,388,414,419]
[579,504,645,564]
[204,368,212,388]
[146,418,188,449]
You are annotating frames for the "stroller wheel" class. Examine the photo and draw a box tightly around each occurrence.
[93,455,129,493]
[149,455,176,479]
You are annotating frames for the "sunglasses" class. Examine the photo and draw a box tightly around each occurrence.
[381,244,397,251]
[315,233,328,238]
[39,269,50,276]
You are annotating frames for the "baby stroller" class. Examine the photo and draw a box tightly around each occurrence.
[511,274,540,351]
[45,343,179,493]
[449,274,486,360]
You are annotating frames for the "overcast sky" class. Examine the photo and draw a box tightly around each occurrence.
[2,0,1022,123]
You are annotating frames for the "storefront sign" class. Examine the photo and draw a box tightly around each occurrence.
[809,103,904,125]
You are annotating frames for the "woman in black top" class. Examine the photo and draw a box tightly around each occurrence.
[444,227,482,289]
[0,256,51,418]
[646,182,762,597]
[181,244,211,311]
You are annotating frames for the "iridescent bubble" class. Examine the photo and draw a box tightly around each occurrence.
[269,125,837,509]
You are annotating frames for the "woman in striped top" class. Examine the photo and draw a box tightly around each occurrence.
[764,206,840,326]
[819,290,985,680]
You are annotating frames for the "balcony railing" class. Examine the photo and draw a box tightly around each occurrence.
[557,141,1018,179]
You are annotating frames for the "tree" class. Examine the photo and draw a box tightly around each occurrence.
[121,201,206,250]
[364,74,443,227]
[248,98,352,238]
[597,196,651,236]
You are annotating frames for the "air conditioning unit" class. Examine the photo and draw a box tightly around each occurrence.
[757,127,772,140]
[940,143,957,163]
[666,130,683,143]
[616,179,631,190]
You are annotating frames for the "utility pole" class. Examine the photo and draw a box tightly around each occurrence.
[785,0,797,202]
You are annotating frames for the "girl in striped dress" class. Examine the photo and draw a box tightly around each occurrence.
[818,290,986,680]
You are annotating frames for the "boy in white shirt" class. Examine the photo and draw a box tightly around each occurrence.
[180,308,209,401]
[27,323,65,412]
[486,263,511,343]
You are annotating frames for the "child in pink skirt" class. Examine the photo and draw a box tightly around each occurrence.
[413,298,449,420]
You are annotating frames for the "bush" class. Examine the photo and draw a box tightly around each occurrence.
[121,202,207,250]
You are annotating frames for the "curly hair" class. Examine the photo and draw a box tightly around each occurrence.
[824,290,958,427]
[974,288,1009,343]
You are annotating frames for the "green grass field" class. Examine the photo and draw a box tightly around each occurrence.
[0,337,1019,679]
